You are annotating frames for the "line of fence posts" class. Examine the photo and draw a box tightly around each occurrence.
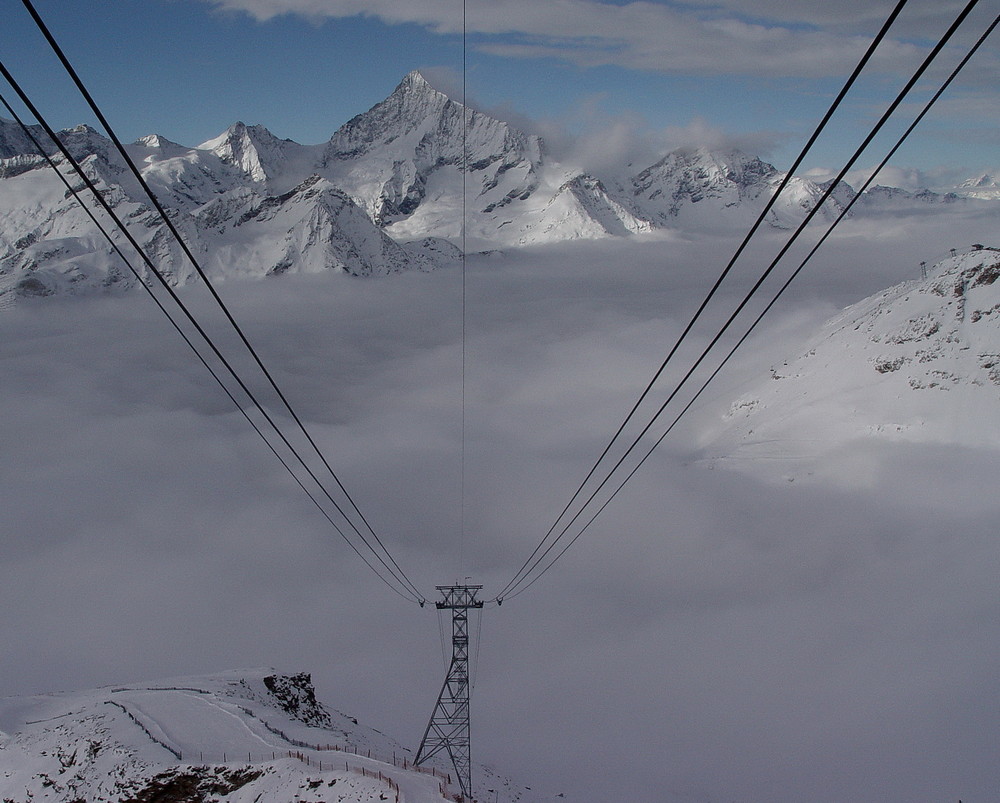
[437,783,467,803]
[170,738,454,791]
[107,694,458,801]
[272,735,455,787]
[135,702,455,801]
[286,750,400,802]
[104,701,182,761]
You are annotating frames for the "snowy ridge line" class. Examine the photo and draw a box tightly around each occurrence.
[23,710,77,725]
[111,685,210,694]
[0,671,531,802]
[249,709,460,798]
[104,700,182,760]
[254,709,444,778]
[917,243,1000,277]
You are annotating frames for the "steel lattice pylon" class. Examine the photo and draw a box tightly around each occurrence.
[415,585,484,799]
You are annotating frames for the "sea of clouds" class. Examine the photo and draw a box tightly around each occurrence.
[2,205,998,802]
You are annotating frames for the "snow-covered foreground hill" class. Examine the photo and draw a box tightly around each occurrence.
[0,669,527,803]
[700,246,1000,480]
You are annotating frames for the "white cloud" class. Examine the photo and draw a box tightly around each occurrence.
[803,161,996,192]
[201,0,958,79]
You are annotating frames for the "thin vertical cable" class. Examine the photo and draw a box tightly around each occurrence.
[460,0,469,573]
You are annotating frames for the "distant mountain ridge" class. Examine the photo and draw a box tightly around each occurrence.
[0,71,995,300]
[957,172,1000,200]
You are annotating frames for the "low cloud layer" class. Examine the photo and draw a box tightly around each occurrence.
[2,207,999,801]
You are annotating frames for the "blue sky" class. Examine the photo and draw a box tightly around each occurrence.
[1,0,997,185]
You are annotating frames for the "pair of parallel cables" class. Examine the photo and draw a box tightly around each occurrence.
[493,0,998,603]
[0,0,427,606]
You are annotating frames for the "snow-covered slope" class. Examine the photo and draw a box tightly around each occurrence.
[0,669,529,803]
[701,246,1000,478]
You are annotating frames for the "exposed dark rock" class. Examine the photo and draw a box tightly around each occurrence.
[262,673,332,728]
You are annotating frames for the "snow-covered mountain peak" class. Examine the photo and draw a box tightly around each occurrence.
[632,146,778,220]
[323,70,460,162]
[629,145,856,228]
[960,172,997,190]
[49,123,117,165]
[320,70,545,230]
[135,133,184,151]
[382,69,452,114]
[2,71,997,302]
[398,68,435,94]
[956,171,1000,200]
[640,146,775,185]
[0,119,118,167]
[199,120,293,182]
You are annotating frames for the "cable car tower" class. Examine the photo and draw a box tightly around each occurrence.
[415,584,484,799]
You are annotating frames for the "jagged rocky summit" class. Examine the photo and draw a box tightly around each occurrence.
[0,668,530,802]
[0,71,994,301]
[700,246,1000,478]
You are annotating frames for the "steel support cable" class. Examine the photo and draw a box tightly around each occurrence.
[0,92,423,605]
[520,9,1000,599]
[504,10,1000,603]
[18,0,426,606]
[0,65,424,606]
[460,0,469,570]
[470,606,483,691]
[493,0,912,602]
[497,0,984,602]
